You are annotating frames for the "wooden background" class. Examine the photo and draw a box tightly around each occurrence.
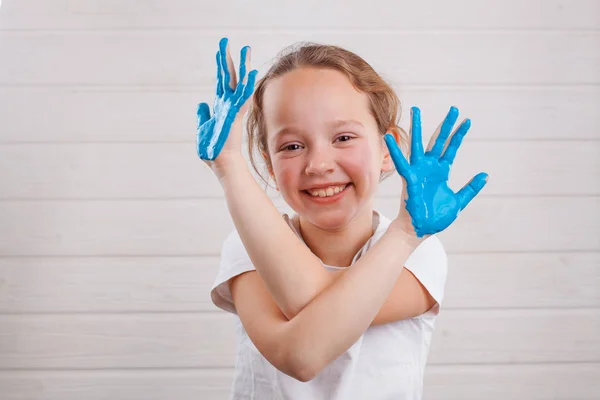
[0,0,598,398]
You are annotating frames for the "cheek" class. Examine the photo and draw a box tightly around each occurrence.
[342,145,379,181]
[272,159,299,190]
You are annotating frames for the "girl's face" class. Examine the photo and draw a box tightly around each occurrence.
[262,67,394,230]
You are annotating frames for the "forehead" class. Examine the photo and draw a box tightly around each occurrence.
[262,67,373,138]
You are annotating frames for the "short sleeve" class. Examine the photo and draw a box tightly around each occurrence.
[210,229,256,315]
[403,235,448,318]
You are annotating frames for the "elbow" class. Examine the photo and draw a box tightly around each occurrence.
[278,307,336,382]
[285,352,318,382]
[296,368,317,383]
[279,335,320,382]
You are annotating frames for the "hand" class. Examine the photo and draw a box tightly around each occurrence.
[196,37,258,166]
[384,106,489,238]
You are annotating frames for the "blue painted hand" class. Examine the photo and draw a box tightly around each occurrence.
[384,106,489,238]
[196,37,258,161]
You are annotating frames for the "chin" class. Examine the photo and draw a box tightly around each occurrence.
[283,185,366,230]
[302,207,358,231]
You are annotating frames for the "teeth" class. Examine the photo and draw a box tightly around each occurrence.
[308,184,348,197]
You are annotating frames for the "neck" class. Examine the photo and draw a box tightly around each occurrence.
[297,206,376,267]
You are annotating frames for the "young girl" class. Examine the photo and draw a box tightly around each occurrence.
[197,37,488,399]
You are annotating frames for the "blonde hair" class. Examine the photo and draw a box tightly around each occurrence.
[246,42,408,189]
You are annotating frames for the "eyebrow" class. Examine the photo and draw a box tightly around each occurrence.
[329,119,365,130]
[271,119,365,145]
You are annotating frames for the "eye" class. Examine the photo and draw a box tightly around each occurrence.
[281,143,303,152]
[336,135,354,142]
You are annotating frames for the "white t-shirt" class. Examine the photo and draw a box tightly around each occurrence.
[210,209,448,400]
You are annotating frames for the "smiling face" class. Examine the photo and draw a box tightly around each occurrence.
[262,67,395,231]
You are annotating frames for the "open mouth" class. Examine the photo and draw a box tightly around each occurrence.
[303,183,352,199]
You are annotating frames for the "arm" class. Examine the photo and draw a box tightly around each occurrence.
[327,268,437,325]
[218,149,351,319]
[219,150,431,325]
[230,221,421,382]
[281,224,423,379]
[201,39,442,327]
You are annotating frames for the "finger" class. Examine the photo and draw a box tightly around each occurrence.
[426,106,459,159]
[456,172,489,211]
[234,69,258,109]
[197,102,211,126]
[384,133,411,179]
[440,118,471,165]
[225,41,237,90]
[425,118,444,154]
[409,106,424,164]
[233,46,250,99]
[219,37,234,92]
[239,46,250,84]
[215,50,224,97]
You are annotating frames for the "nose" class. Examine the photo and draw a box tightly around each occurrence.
[304,148,335,176]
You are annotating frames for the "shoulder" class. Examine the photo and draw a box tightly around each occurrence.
[377,211,449,308]
[405,235,448,282]
[413,235,448,265]
[211,228,257,315]
[406,235,448,309]
[211,213,295,315]
[220,228,247,263]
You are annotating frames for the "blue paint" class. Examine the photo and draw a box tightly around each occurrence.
[197,37,258,161]
[384,106,489,237]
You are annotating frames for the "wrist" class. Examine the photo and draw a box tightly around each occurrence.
[212,153,248,183]
[387,219,425,249]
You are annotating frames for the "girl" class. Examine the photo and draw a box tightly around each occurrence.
[198,37,488,399]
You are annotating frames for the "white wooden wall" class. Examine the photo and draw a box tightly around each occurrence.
[0,0,599,399]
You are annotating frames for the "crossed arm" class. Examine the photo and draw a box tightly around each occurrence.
[199,37,479,383]
[220,152,437,381]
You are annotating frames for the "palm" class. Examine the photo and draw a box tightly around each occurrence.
[197,97,238,160]
[197,38,257,161]
[384,106,488,238]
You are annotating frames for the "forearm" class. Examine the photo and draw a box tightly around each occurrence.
[218,149,331,319]
[282,222,419,379]
[219,150,422,328]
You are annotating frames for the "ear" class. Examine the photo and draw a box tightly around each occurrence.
[381,127,403,173]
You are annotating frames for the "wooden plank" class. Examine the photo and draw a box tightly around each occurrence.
[423,363,600,400]
[0,309,597,369]
[0,141,597,199]
[429,309,600,364]
[0,256,223,313]
[0,364,598,400]
[1,87,598,142]
[0,197,597,255]
[1,0,598,30]
[0,32,598,86]
[0,313,239,369]
[444,252,600,309]
[0,253,598,313]
[0,369,235,400]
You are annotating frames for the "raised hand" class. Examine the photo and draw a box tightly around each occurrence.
[196,37,258,161]
[384,106,489,238]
